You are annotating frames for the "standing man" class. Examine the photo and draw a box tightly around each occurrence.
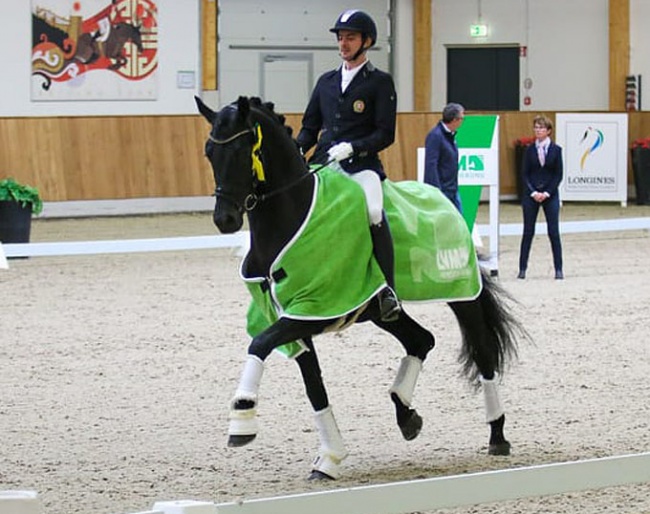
[296,9,400,322]
[424,103,465,212]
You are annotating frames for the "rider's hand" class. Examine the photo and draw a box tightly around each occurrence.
[328,142,354,162]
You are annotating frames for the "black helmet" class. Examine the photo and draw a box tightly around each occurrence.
[329,10,377,47]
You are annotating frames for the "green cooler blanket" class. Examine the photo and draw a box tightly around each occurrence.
[242,167,481,358]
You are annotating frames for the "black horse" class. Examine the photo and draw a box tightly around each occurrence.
[196,95,525,480]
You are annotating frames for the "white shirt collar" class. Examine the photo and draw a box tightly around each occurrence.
[340,60,368,92]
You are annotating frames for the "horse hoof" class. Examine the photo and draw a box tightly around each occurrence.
[228,434,257,447]
[399,410,423,441]
[308,470,335,481]
[488,441,511,456]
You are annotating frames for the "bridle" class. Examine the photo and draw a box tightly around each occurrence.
[206,122,332,212]
[208,123,265,212]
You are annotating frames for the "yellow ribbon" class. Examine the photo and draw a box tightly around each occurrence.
[251,124,265,182]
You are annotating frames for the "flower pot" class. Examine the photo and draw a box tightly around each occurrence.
[631,147,650,205]
[0,200,33,244]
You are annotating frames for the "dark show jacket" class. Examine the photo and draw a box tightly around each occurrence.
[522,142,563,197]
[296,62,397,178]
[424,121,460,208]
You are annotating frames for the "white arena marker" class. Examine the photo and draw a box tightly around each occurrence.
[152,500,217,514]
[0,243,8,269]
[0,490,43,514]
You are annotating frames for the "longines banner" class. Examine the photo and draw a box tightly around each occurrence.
[556,113,628,203]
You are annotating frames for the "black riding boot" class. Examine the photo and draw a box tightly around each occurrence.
[370,216,401,322]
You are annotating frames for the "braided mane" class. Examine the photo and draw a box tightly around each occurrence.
[248,96,294,138]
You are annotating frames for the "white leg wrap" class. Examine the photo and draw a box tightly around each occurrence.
[233,355,264,402]
[389,356,423,407]
[229,355,264,437]
[312,406,348,479]
[480,374,504,423]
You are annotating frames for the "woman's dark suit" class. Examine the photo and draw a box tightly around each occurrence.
[518,141,564,274]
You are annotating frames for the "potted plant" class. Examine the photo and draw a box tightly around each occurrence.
[630,137,650,205]
[0,177,43,244]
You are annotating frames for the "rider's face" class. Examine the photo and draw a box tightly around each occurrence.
[337,30,365,62]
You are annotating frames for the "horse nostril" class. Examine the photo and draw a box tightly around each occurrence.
[214,212,242,234]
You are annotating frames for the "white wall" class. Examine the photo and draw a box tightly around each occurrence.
[429,0,609,111]
[217,0,392,113]
[3,1,650,117]
[1,0,201,117]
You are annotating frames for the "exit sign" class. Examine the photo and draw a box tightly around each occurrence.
[470,24,488,37]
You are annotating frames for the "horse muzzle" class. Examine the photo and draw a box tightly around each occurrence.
[213,197,244,233]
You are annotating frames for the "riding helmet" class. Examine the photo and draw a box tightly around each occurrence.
[329,10,377,47]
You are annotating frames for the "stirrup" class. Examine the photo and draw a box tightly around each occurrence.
[379,287,401,322]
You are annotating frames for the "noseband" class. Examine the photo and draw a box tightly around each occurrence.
[207,121,325,213]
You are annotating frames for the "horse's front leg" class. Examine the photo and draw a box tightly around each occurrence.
[295,338,348,481]
[228,318,328,447]
[373,310,435,441]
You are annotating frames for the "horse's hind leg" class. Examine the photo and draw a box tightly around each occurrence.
[448,277,520,456]
[373,310,435,441]
[295,339,348,481]
[480,374,510,455]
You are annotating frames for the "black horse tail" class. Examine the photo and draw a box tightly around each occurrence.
[449,267,528,386]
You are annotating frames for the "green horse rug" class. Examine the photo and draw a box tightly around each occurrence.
[242,166,481,357]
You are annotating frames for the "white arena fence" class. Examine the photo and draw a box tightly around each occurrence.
[2,217,650,260]
[1,215,649,512]
[1,452,649,514]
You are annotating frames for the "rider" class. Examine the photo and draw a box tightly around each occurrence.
[296,9,401,322]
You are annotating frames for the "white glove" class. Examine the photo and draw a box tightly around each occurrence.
[327,142,354,162]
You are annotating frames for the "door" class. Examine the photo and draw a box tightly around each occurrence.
[447,47,519,110]
[260,53,314,113]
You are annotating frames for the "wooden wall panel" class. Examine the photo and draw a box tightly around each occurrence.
[609,0,630,111]
[2,111,650,203]
[201,0,218,91]
[413,0,432,111]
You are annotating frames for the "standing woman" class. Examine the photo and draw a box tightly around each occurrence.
[517,115,564,280]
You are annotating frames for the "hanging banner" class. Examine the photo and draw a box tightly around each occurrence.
[555,113,628,204]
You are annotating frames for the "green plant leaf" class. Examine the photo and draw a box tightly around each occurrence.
[0,178,43,215]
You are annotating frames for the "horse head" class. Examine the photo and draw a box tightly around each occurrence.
[115,22,143,53]
[196,96,264,233]
[196,96,305,234]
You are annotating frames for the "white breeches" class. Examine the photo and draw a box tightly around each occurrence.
[332,163,384,225]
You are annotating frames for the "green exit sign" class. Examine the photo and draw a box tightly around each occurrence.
[470,24,488,37]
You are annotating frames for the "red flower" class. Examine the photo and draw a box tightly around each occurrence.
[631,137,650,149]
[513,136,536,147]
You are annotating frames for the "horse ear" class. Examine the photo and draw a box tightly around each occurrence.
[195,96,216,124]
[237,96,250,120]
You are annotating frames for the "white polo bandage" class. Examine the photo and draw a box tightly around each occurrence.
[480,374,504,423]
[234,354,264,402]
[314,405,348,462]
[389,355,423,407]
